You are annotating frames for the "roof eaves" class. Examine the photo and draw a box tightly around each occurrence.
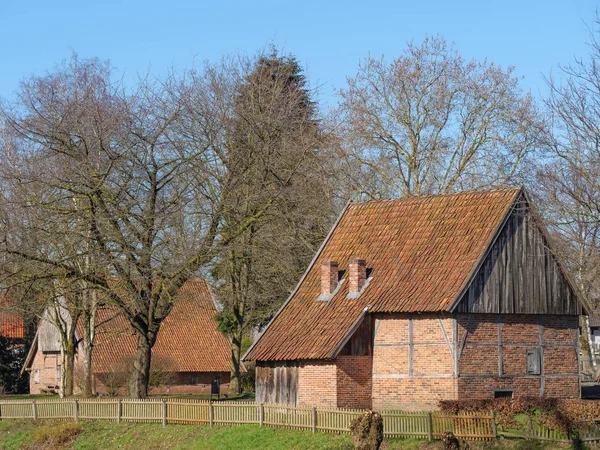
[329,305,370,359]
[243,200,353,362]
[21,329,38,375]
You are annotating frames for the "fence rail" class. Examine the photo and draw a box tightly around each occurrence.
[1,398,596,443]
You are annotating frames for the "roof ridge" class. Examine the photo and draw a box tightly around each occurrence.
[349,186,522,206]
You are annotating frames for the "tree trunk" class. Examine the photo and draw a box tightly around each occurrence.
[81,315,94,397]
[229,328,243,394]
[130,335,153,398]
[62,340,76,397]
[81,290,97,398]
[583,316,597,373]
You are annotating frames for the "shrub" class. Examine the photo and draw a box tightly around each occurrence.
[24,422,83,450]
[438,397,600,434]
[240,362,256,394]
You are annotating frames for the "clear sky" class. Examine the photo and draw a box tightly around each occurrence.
[0,0,597,105]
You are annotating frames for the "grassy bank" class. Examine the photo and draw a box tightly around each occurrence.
[0,420,579,449]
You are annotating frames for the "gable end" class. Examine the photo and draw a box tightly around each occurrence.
[455,193,580,315]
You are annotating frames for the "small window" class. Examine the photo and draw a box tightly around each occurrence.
[527,348,541,375]
[34,369,40,384]
[494,390,513,399]
[189,373,199,385]
[56,365,62,383]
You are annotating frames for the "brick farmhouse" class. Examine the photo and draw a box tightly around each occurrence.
[23,280,232,396]
[244,188,589,410]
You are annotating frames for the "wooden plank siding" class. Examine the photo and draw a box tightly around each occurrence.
[338,315,373,356]
[255,362,299,406]
[458,196,579,315]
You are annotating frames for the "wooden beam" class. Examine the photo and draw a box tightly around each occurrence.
[408,314,414,377]
[453,313,459,377]
[437,314,455,376]
[497,315,503,377]
[458,314,473,359]
[538,315,545,397]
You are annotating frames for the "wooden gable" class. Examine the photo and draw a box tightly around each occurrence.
[456,193,580,315]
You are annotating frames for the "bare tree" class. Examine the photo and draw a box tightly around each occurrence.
[0,54,312,398]
[536,16,600,371]
[332,36,545,199]
[212,51,334,392]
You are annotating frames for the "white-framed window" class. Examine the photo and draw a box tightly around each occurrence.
[56,365,62,384]
[34,369,40,384]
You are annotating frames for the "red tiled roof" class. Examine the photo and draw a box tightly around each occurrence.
[0,299,25,339]
[245,188,522,361]
[81,280,231,373]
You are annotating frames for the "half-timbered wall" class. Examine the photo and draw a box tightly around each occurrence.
[371,313,456,410]
[457,314,580,399]
[458,196,579,315]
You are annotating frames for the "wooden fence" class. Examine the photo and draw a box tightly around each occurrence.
[0,398,596,443]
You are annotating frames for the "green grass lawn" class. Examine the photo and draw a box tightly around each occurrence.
[0,419,580,450]
[0,420,356,450]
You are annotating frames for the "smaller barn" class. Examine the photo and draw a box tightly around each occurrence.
[23,280,233,396]
[0,300,25,342]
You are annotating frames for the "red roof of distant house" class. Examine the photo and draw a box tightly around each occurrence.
[246,188,531,362]
[0,299,25,339]
[83,280,232,373]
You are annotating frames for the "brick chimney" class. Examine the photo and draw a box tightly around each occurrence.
[348,257,367,297]
[320,260,339,298]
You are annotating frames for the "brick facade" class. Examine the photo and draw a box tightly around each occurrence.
[372,313,456,410]
[336,355,372,409]
[457,314,580,400]
[297,360,337,407]
[28,348,230,396]
[29,351,62,394]
[264,313,580,410]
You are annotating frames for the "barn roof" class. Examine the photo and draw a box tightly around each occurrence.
[87,280,231,373]
[245,188,585,362]
[24,280,231,374]
[0,299,25,339]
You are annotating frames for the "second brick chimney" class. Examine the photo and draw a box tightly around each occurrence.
[348,257,367,298]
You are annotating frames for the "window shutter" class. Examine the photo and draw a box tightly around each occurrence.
[526,348,541,375]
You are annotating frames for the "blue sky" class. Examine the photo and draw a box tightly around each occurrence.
[0,1,597,105]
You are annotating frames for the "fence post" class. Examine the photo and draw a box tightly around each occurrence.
[259,403,264,427]
[117,399,122,423]
[32,400,37,420]
[161,399,167,428]
[73,399,79,421]
[312,407,317,434]
[427,412,433,441]
[491,411,497,438]
[209,402,214,427]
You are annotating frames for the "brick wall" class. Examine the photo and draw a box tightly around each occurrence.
[457,314,580,400]
[297,360,337,407]
[373,378,455,410]
[336,355,372,409]
[29,350,62,394]
[372,313,456,410]
[29,348,231,396]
